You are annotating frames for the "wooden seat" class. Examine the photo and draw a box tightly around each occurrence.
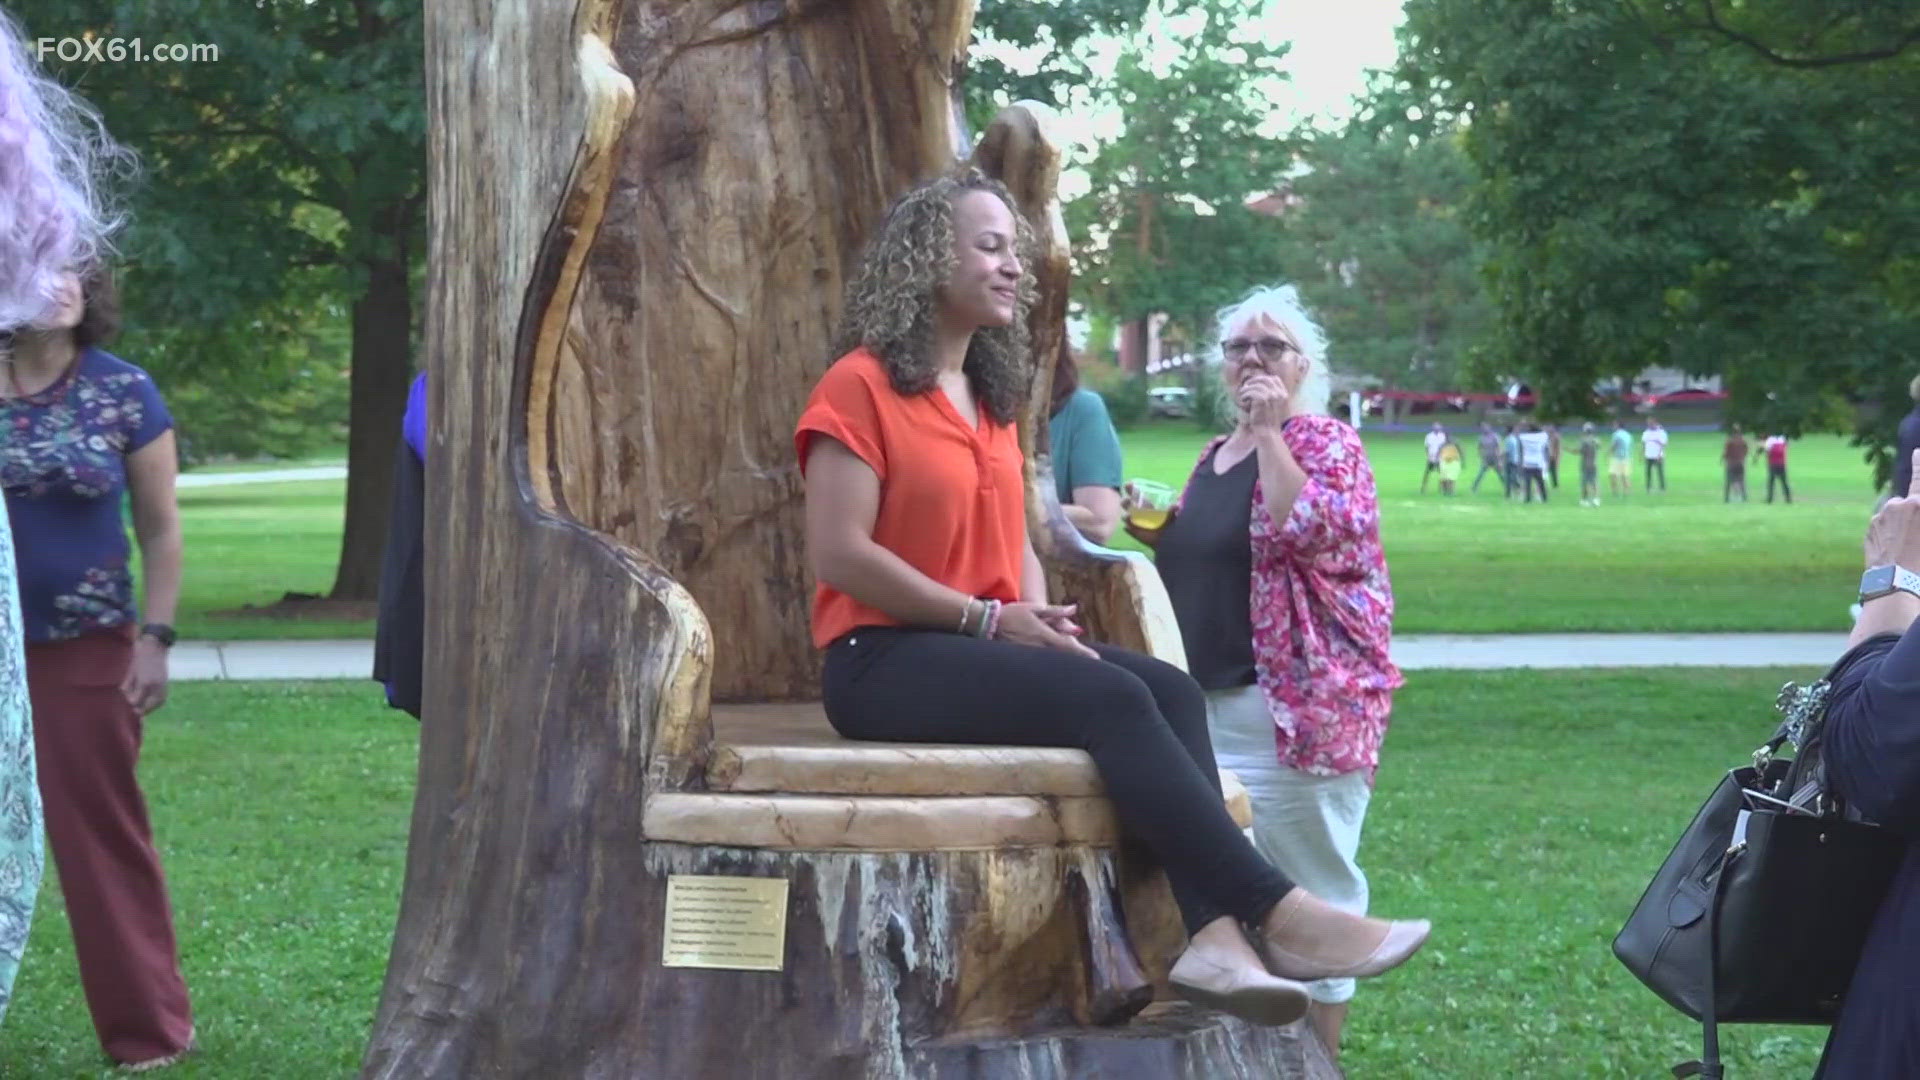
[638,702,1252,850]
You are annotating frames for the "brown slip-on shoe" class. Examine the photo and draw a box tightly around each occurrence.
[1259,889,1432,983]
[1168,944,1312,1026]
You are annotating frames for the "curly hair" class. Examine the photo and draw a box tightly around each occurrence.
[0,8,135,329]
[832,168,1035,426]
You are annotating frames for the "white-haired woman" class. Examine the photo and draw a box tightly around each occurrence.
[1127,284,1404,1060]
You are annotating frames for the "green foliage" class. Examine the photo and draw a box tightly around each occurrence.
[1280,118,1495,392]
[129,267,352,464]
[966,0,1151,131]
[1394,0,1920,483]
[15,0,423,468]
[1187,361,1234,433]
[1065,0,1299,347]
[1083,363,1150,428]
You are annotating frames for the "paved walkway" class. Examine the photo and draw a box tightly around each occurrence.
[171,633,1853,682]
[177,465,346,489]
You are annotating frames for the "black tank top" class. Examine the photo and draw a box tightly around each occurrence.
[1154,445,1258,691]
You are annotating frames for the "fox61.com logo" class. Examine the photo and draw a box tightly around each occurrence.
[37,37,220,64]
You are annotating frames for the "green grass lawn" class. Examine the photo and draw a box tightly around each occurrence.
[0,682,413,1078]
[0,671,1838,1076]
[1115,422,1881,634]
[172,481,373,642]
[164,424,1878,640]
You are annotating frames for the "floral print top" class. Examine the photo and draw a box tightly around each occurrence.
[1175,416,1404,783]
[1,348,173,643]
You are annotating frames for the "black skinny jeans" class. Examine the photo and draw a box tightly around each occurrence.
[1767,464,1792,503]
[822,627,1295,935]
[1521,466,1549,502]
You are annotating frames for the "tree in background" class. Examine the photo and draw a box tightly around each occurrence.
[1280,109,1493,395]
[1065,0,1298,366]
[22,0,424,598]
[967,0,1150,130]
[1397,0,1919,483]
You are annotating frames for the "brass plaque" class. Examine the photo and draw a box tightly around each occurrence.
[662,874,790,972]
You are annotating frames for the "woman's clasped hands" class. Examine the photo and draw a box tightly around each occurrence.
[996,601,1099,659]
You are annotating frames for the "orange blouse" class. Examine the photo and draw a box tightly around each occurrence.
[794,349,1025,648]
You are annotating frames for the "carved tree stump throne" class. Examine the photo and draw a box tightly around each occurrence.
[364,2,1336,1076]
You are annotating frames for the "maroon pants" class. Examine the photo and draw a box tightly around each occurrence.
[27,628,194,1064]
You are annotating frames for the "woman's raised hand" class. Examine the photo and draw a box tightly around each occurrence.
[997,601,1099,658]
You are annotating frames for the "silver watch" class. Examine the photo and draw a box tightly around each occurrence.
[1858,565,1920,603]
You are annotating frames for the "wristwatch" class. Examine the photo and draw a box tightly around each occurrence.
[1858,566,1920,604]
[140,623,178,648]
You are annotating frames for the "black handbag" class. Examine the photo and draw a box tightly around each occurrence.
[1612,660,1906,1079]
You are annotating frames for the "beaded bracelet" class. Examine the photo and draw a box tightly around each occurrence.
[984,599,1003,639]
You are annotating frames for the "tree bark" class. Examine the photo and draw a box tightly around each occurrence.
[329,210,415,601]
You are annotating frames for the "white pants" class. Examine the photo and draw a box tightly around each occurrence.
[1205,683,1372,1004]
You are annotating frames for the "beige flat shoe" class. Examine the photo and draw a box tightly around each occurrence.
[1168,943,1311,1026]
[1259,889,1431,983]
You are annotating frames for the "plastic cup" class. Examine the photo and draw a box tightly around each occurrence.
[1124,479,1176,530]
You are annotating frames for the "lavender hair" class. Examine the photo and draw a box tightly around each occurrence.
[0,8,134,330]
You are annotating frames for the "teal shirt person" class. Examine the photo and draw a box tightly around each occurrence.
[1048,387,1123,507]
[0,504,42,1023]
[1611,428,1632,460]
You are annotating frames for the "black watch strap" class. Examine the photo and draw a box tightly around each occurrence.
[140,623,177,648]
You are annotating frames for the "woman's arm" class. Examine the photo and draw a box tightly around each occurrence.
[1252,427,1309,527]
[1825,464,1920,827]
[1021,534,1048,605]
[123,430,181,715]
[127,430,182,628]
[1062,486,1121,545]
[805,436,976,629]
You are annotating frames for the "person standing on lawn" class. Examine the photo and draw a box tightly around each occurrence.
[1516,421,1550,503]
[1436,437,1462,496]
[0,8,132,1031]
[1722,424,1749,503]
[1421,421,1446,493]
[1470,420,1503,494]
[375,369,428,719]
[1760,433,1792,504]
[1641,417,1668,492]
[1609,419,1633,498]
[1577,422,1601,506]
[1126,283,1410,1061]
[1545,423,1562,489]
[1501,424,1520,499]
[0,266,196,1069]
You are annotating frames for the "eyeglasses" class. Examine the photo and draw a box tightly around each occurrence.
[1220,337,1299,362]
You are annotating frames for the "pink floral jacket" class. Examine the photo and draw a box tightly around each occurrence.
[1176,416,1404,783]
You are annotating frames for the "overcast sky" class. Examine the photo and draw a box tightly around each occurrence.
[992,2,1410,196]
[1248,0,1407,128]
